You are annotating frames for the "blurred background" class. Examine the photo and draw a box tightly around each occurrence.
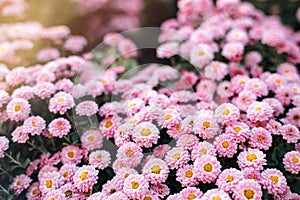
[0,0,299,68]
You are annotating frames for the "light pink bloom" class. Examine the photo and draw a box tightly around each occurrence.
[176,164,199,187]
[142,158,169,184]
[194,155,221,184]
[249,127,273,150]
[48,118,71,138]
[37,47,60,62]
[237,148,266,171]
[200,189,231,200]
[190,44,214,68]
[233,179,263,200]
[216,168,243,193]
[283,151,300,174]
[222,42,244,62]
[214,134,238,158]
[6,98,31,121]
[89,150,111,170]
[123,174,149,199]
[246,101,273,122]
[64,36,87,53]
[10,174,32,195]
[23,116,46,136]
[260,168,288,196]
[61,145,82,165]
[81,129,103,151]
[73,165,98,192]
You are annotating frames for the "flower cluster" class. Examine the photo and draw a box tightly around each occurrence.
[0,0,300,199]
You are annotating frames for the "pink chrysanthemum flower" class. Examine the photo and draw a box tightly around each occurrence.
[99,116,119,138]
[150,183,170,199]
[281,124,300,143]
[0,136,9,158]
[89,150,111,170]
[165,147,190,169]
[176,164,199,187]
[246,101,273,122]
[286,107,300,127]
[10,174,32,195]
[179,187,203,200]
[231,75,249,93]
[249,127,273,150]
[55,78,74,93]
[225,121,250,143]
[34,82,56,99]
[191,141,216,161]
[87,192,107,200]
[233,179,263,200]
[176,134,199,151]
[116,142,143,168]
[0,90,10,108]
[161,109,181,129]
[275,85,293,106]
[23,116,46,136]
[267,119,282,135]
[237,148,267,171]
[235,90,257,112]
[132,122,160,147]
[123,174,149,199]
[292,95,300,107]
[190,44,214,68]
[214,103,240,125]
[11,125,29,143]
[260,168,288,196]
[39,171,62,194]
[49,92,75,115]
[125,98,145,116]
[204,61,228,81]
[216,168,243,193]
[200,189,231,200]
[61,145,83,165]
[193,110,219,139]
[59,163,77,183]
[85,80,104,98]
[12,86,35,100]
[37,47,60,62]
[214,134,238,158]
[262,98,284,117]
[42,189,66,200]
[265,73,287,91]
[75,100,98,116]
[114,123,132,147]
[64,35,87,53]
[217,81,235,99]
[73,165,98,193]
[142,158,169,184]
[6,98,31,121]
[153,144,171,159]
[107,191,129,200]
[244,78,268,97]
[226,28,249,44]
[101,176,124,195]
[48,118,71,138]
[72,84,86,99]
[283,151,300,174]
[60,182,80,199]
[221,42,244,62]
[242,168,261,181]
[194,155,221,184]
[26,182,40,200]
[81,129,103,151]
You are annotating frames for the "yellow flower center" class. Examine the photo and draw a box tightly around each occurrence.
[87,135,95,142]
[63,171,69,178]
[67,151,74,158]
[101,79,109,85]
[96,155,102,161]
[222,141,229,148]
[202,121,211,128]
[185,170,193,178]
[212,196,222,200]
[126,149,134,157]
[253,83,260,88]
[105,120,113,128]
[144,196,152,200]
[49,198,55,200]
[32,188,38,195]
[57,97,65,103]
[141,128,151,136]
[79,171,88,181]
[14,104,21,112]
[16,180,21,186]
[244,189,255,199]
[124,173,130,178]
[199,148,207,154]
[234,126,242,133]
[188,193,196,200]
[198,50,205,56]
[151,165,161,174]
[131,181,139,189]
[130,118,137,124]
[203,163,213,172]
[246,153,257,162]
[255,106,262,111]
[45,180,53,188]
[275,79,281,84]
[31,121,37,127]
[292,157,299,163]
[258,135,264,141]
[129,103,136,107]
[226,175,234,182]
[165,114,173,120]
[65,190,73,197]
[172,153,181,160]
[270,175,279,183]
[239,80,246,85]
[223,108,230,115]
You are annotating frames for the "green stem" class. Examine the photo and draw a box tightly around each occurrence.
[0,184,10,196]
[0,166,12,178]
[64,136,72,144]
[65,112,76,130]
[27,140,45,153]
[4,152,26,169]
